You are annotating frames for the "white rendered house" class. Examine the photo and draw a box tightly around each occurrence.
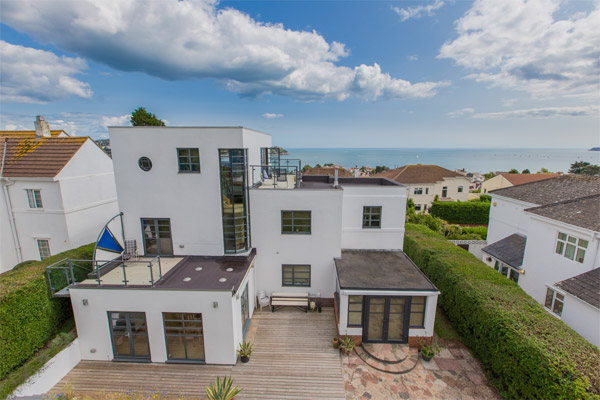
[483,176,600,346]
[0,118,118,273]
[53,126,438,366]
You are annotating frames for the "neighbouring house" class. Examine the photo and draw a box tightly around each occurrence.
[0,116,119,273]
[303,166,353,177]
[51,126,438,366]
[483,175,600,346]
[481,172,560,194]
[374,164,471,212]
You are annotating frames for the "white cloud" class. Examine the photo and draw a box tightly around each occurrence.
[262,113,284,119]
[439,0,600,98]
[407,55,418,62]
[447,108,475,118]
[501,98,518,107]
[472,105,600,119]
[1,0,446,101]
[0,41,92,103]
[391,0,445,22]
[0,112,130,138]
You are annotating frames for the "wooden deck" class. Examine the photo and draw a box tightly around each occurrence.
[51,308,345,399]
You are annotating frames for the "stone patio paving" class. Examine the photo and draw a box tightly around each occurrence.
[342,338,501,400]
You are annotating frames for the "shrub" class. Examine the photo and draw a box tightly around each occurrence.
[430,201,490,224]
[404,224,599,399]
[0,243,94,379]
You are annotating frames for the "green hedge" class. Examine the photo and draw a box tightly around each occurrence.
[0,244,93,379]
[404,224,599,399]
[430,201,490,224]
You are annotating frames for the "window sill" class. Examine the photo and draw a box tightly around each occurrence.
[177,171,201,174]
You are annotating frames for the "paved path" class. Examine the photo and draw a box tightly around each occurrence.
[51,308,345,399]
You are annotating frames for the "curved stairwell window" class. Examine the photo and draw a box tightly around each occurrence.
[220,149,249,253]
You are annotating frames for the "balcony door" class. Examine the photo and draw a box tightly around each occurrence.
[141,218,173,256]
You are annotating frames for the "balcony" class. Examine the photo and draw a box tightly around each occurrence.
[250,159,301,189]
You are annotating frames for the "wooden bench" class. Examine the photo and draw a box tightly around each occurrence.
[270,292,309,312]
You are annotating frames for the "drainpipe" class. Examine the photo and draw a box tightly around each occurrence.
[1,137,23,264]
[334,168,339,188]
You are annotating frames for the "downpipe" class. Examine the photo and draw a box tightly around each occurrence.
[1,138,23,264]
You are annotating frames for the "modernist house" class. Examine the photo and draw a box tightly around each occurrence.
[52,126,438,365]
[0,117,118,273]
[375,165,470,212]
[483,176,600,346]
[481,172,560,194]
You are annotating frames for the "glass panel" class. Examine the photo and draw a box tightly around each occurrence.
[544,289,554,308]
[576,248,586,263]
[367,301,384,341]
[501,264,509,276]
[166,335,186,359]
[387,312,404,341]
[132,334,150,356]
[389,297,405,313]
[509,269,520,283]
[220,149,248,253]
[567,236,577,244]
[369,298,385,313]
[558,232,567,240]
[553,299,563,315]
[409,312,424,326]
[142,220,158,255]
[185,336,205,360]
[564,244,576,260]
[348,296,363,326]
[113,333,131,356]
[578,239,588,249]
[555,241,565,255]
[348,312,362,326]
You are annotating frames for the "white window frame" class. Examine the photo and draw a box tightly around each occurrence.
[544,287,564,317]
[37,239,51,260]
[26,189,43,209]
[555,232,587,263]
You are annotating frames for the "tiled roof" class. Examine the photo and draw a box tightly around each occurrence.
[374,164,464,184]
[303,167,353,177]
[500,173,561,186]
[525,194,600,232]
[491,175,600,205]
[0,130,69,138]
[0,136,87,178]
[482,233,527,268]
[555,268,600,309]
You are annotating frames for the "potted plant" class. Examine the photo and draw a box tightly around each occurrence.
[419,339,439,362]
[206,376,242,400]
[237,341,253,363]
[332,337,340,349]
[339,336,356,355]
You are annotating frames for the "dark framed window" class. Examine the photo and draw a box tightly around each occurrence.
[281,211,311,234]
[26,189,43,208]
[138,157,152,171]
[363,206,382,228]
[348,295,363,327]
[414,187,423,195]
[163,313,205,362]
[37,239,51,259]
[108,312,150,360]
[458,186,464,193]
[442,186,448,197]
[282,264,310,287]
[544,288,564,316]
[141,218,173,256]
[177,148,200,173]
[220,149,249,253]
[409,296,426,327]
[415,204,422,211]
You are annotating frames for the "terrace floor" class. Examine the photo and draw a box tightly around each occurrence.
[51,308,346,399]
[79,257,182,286]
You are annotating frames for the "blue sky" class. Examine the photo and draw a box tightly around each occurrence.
[0,0,598,148]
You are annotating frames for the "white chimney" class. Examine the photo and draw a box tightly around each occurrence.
[334,168,339,188]
[35,116,51,138]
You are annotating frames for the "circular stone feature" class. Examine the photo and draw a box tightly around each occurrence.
[138,156,152,171]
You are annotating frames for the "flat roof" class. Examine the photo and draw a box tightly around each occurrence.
[335,250,437,291]
[300,175,401,189]
[156,249,256,291]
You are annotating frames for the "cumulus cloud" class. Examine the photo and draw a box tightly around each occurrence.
[262,113,284,119]
[1,0,446,101]
[391,0,446,22]
[472,105,600,119]
[0,112,130,138]
[438,0,600,98]
[0,41,92,103]
[407,55,419,62]
[447,108,475,118]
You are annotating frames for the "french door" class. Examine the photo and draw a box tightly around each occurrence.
[363,296,410,343]
[108,312,151,361]
[141,218,173,256]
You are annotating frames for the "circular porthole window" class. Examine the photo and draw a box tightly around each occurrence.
[138,157,152,171]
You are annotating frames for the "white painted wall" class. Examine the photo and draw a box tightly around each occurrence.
[340,184,406,250]
[70,287,243,364]
[487,195,536,244]
[249,188,343,298]
[557,291,600,347]
[109,127,270,257]
[404,176,470,211]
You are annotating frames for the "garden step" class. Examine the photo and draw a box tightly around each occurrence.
[360,343,410,364]
[353,346,419,374]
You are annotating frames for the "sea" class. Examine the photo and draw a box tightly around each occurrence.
[285,148,600,174]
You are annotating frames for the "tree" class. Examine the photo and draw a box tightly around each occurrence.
[538,167,550,173]
[522,169,530,174]
[509,168,519,174]
[130,107,165,126]
[324,163,334,167]
[373,165,389,174]
[484,172,495,180]
[569,161,600,176]
[315,164,322,168]
[301,165,312,173]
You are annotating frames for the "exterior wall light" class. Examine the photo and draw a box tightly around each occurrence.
[213,301,219,309]
[520,269,526,275]
[82,299,88,306]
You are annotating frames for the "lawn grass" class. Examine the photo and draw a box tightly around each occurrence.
[0,318,76,399]
[434,305,462,341]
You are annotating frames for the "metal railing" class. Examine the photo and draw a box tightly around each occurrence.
[251,159,301,189]
[46,256,162,297]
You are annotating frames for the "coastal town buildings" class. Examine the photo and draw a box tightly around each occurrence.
[483,175,600,346]
[0,117,118,273]
[56,126,439,365]
[481,172,560,194]
[374,165,471,212]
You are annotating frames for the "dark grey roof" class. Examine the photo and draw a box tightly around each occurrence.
[491,175,600,206]
[482,234,527,268]
[555,268,600,309]
[334,250,438,291]
[300,174,401,189]
[525,194,600,232]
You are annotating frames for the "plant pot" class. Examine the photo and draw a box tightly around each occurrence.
[421,353,433,362]
[332,338,340,349]
[241,355,249,363]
